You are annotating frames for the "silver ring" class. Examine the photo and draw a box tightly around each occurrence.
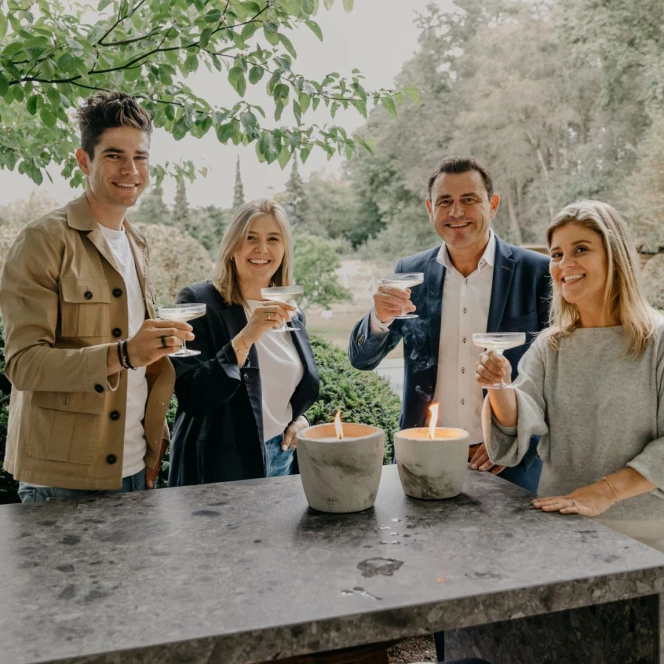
[267,313,272,321]
[570,499,576,508]
[160,335,168,349]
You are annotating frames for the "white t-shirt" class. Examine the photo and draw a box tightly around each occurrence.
[245,300,305,441]
[98,223,148,478]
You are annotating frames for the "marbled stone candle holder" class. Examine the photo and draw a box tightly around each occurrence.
[296,423,384,513]
[394,427,470,499]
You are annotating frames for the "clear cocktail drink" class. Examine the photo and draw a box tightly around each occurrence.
[260,285,304,332]
[157,303,207,357]
[472,332,526,389]
[379,272,424,319]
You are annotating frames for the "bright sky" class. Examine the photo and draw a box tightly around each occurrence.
[1,0,440,208]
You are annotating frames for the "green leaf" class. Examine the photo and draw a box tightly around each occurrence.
[263,22,280,46]
[350,98,367,117]
[365,136,377,154]
[2,41,25,58]
[0,13,8,41]
[228,66,247,97]
[216,122,236,143]
[274,83,290,100]
[240,110,260,138]
[27,94,42,115]
[249,66,264,84]
[39,105,58,128]
[98,0,113,10]
[277,146,291,169]
[258,130,281,163]
[0,74,8,98]
[380,96,397,118]
[241,22,259,40]
[300,146,312,163]
[278,33,297,58]
[46,87,61,109]
[323,0,334,8]
[298,91,311,113]
[204,8,222,22]
[12,85,24,103]
[124,65,142,81]
[342,0,354,10]
[305,20,323,41]
[199,27,213,48]
[404,86,421,104]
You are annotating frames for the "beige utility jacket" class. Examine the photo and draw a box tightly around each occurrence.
[0,194,174,490]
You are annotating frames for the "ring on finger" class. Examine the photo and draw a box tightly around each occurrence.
[267,312,272,321]
[160,335,168,349]
[569,499,576,508]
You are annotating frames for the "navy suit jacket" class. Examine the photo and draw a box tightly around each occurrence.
[348,235,551,492]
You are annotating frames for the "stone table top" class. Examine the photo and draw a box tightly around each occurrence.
[2,466,664,664]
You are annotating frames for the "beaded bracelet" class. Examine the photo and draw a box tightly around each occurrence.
[116,340,126,369]
[122,339,137,370]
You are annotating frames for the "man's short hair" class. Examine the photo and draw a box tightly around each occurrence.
[427,156,494,201]
[77,92,153,160]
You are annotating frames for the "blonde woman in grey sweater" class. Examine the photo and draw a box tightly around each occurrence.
[475,200,664,551]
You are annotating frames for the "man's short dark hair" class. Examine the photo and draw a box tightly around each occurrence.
[77,92,153,160]
[427,156,494,201]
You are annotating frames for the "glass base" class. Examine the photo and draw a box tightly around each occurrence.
[273,325,300,332]
[393,314,419,320]
[170,348,201,357]
[487,383,515,390]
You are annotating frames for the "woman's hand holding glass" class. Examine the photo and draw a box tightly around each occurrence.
[237,300,297,347]
[474,349,513,388]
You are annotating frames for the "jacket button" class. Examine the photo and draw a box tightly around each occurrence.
[110,410,120,421]
[106,454,117,465]
[112,288,123,297]
[84,291,93,300]
[112,328,122,338]
[428,383,433,390]
[243,373,249,381]
[94,384,104,393]
[358,334,366,346]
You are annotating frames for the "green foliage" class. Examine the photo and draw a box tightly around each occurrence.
[344,0,664,258]
[283,155,310,226]
[0,0,405,185]
[233,156,245,209]
[306,335,400,463]
[293,230,351,310]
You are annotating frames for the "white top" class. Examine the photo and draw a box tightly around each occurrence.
[371,231,495,444]
[98,223,148,478]
[245,300,305,441]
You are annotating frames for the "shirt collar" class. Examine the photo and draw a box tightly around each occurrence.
[436,229,496,272]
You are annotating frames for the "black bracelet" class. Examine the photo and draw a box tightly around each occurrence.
[122,339,136,370]
[116,340,126,369]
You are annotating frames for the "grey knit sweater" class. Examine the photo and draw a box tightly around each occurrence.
[483,323,664,519]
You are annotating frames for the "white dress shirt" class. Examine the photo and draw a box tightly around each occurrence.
[434,231,495,444]
[371,231,495,444]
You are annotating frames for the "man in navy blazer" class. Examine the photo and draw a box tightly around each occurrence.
[349,156,550,493]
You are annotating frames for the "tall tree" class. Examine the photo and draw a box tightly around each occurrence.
[0,0,407,187]
[233,157,245,209]
[132,185,172,225]
[173,179,190,227]
[284,155,309,226]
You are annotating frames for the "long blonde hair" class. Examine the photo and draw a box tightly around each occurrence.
[544,200,658,357]
[211,199,293,305]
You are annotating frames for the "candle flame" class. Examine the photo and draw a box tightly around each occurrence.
[428,403,439,440]
[334,409,344,440]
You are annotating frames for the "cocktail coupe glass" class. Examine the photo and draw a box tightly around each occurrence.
[260,285,304,332]
[379,272,424,319]
[157,303,207,357]
[472,332,527,389]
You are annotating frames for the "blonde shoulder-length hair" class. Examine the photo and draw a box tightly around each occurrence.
[211,199,293,306]
[544,200,658,357]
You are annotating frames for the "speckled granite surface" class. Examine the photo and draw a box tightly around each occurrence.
[1,466,664,664]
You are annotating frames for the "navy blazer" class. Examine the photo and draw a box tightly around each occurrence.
[169,281,320,487]
[348,235,550,491]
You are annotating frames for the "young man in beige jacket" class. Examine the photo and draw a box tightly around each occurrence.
[0,92,193,501]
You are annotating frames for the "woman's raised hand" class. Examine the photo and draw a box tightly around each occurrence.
[242,300,296,344]
[474,350,513,388]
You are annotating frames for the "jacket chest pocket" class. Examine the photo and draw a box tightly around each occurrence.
[28,391,104,465]
[60,278,111,338]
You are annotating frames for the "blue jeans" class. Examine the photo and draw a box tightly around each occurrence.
[18,468,147,503]
[265,434,294,477]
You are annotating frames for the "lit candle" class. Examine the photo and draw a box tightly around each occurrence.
[295,410,385,513]
[394,403,470,499]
